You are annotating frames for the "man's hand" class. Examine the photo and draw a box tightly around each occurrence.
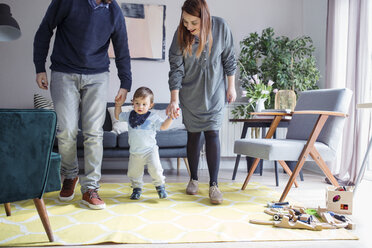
[36,72,48,90]
[115,88,128,106]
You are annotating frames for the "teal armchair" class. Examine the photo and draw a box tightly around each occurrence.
[0,109,61,242]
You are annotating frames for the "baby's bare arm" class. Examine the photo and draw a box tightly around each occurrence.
[160,117,173,130]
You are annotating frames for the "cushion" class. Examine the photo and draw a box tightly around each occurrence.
[107,106,133,134]
[156,130,188,147]
[34,93,59,130]
[117,130,187,148]
[117,132,130,148]
[234,138,335,161]
[76,131,117,148]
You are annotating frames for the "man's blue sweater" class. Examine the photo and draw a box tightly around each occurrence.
[33,0,132,90]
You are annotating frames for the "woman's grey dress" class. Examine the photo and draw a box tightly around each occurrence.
[168,16,236,132]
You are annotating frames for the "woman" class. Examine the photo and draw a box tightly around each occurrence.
[167,0,236,204]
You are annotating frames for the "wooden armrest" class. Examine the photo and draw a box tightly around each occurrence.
[250,112,293,116]
[292,110,347,117]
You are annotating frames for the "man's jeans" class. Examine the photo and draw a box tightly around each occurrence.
[51,71,108,193]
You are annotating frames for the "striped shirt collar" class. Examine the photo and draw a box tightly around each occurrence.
[88,0,109,9]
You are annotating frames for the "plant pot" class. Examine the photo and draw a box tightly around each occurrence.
[275,90,297,111]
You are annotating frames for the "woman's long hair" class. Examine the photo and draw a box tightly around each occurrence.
[177,0,213,57]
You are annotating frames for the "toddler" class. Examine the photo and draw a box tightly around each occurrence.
[115,87,175,200]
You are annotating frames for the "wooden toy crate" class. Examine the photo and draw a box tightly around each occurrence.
[326,186,354,215]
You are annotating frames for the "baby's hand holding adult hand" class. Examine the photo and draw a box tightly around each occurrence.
[166,102,179,120]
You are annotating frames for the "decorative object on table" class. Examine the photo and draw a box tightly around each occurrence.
[0,3,21,41]
[275,89,297,111]
[232,27,320,119]
[232,73,274,119]
[255,98,267,112]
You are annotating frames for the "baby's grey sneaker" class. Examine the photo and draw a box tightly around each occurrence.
[156,185,167,199]
[130,188,142,200]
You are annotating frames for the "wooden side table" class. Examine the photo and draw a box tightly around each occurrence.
[230,118,291,186]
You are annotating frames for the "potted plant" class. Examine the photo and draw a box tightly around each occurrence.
[232,27,320,119]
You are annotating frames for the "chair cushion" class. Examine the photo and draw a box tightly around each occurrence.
[234,138,335,161]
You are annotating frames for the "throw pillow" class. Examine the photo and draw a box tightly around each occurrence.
[34,93,54,109]
[34,93,59,130]
[107,106,133,134]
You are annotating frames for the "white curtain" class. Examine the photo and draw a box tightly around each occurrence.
[325,0,372,184]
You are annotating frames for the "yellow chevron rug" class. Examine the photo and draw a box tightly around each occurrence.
[0,182,357,246]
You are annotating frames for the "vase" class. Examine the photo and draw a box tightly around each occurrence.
[254,98,266,112]
[274,90,297,111]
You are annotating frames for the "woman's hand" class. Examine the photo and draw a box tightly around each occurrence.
[226,86,237,104]
[166,101,180,120]
[166,89,180,119]
[226,75,236,104]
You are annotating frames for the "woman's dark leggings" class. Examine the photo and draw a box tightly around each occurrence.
[187,130,220,186]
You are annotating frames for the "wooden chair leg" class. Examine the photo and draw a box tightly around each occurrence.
[242,158,261,190]
[310,148,340,187]
[279,155,308,202]
[33,198,54,242]
[4,203,11,216]
[177,158,181,176]
[277,161,299,187]
[183,157,191,176]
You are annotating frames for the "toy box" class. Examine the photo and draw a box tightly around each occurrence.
[326,186,354,215]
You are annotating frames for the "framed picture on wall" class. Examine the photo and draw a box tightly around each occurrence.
[108,3,166,61]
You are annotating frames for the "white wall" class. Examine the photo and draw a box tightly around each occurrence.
[0,0,326,108]
[303,0,327,89]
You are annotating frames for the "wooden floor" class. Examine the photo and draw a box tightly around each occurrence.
[38,159,372,248]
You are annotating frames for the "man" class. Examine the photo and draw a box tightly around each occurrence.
[33,0,131,210]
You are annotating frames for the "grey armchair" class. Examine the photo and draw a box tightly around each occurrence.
[234,88,353,202]
[0,109,61,242]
